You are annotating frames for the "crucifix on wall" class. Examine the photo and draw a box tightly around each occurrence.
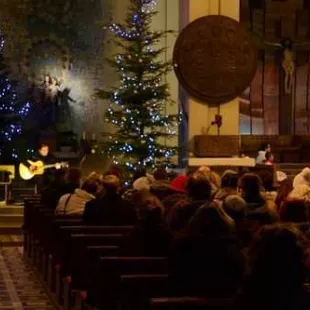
[265,39,310,94]
[252,36,310,94]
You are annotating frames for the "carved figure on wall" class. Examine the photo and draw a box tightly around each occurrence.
[251,35,310,94]
[41,74,60,103]
[264,39,295,94]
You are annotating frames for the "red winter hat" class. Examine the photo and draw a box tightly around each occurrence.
[169,175,188,193]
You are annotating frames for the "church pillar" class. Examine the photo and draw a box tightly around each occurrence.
[185,0,241,141]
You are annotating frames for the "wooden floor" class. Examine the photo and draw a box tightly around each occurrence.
[0,205,23,247]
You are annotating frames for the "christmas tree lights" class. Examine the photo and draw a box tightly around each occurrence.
[0,29,31,160]
[97,0,178,174]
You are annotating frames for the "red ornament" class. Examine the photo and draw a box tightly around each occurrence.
[211,114,222,128]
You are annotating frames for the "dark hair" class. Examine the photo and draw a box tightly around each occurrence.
[153,167,168,181]
[38,143,49,150]
[189,203,235,237]
[81,178,100,195]
[281,38,293,49]
[257,170,274,192]
[221,170,238,188]
[167,199,195,232]
[134,191,163,221]
[187,173,212,201]
[245,224,308,301]
[238,173,263,203]
[133,168,146,182]
[102,175,120,193]
[259,143,269,152]
[104,164,124,181]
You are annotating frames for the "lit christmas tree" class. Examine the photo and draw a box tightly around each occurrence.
[0,29,31,161]
[97,0,178,173]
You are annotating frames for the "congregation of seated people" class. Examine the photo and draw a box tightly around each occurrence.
[35,163,310,310]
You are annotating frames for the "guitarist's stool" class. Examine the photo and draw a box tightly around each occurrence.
[0,165,15,205]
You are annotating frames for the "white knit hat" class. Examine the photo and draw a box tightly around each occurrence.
[133,177,151,191]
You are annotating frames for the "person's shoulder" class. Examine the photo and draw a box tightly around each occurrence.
[85,198,100,207]
[59,193,70,202]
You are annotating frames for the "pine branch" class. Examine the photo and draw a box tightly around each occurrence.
[96,0,178,172]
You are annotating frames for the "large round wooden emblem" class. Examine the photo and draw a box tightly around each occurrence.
[173,15,258,105]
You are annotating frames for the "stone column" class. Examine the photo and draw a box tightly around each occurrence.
[184,0,240,141]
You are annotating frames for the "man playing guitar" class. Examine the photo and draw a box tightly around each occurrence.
[24,143,61,192]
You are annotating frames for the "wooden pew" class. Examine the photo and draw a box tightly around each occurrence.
[150,297,234,310]
[64,245,120,310]
[55,233,125,304]
[88,256,168,310]
[23,198,175,310]
[120,274,169,310]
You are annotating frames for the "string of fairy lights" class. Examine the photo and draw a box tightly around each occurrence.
[103,0,177,171]
[0,29,31,152]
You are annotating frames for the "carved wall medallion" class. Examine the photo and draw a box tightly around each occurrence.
[173,15,258,105]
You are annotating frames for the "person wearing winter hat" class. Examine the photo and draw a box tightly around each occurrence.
[162,175,188,221]
[223,195,246,221]
[288,184,310,200]
[169,175,188,193]
[223,195,260,248]
[293,167,310,189]
[133,176,151,192]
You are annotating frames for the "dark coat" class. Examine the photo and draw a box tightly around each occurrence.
[83,193,137,225]
[169,233,245,298]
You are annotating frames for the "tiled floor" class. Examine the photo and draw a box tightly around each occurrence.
[0,247,56,309]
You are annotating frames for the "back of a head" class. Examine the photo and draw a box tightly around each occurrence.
[81,177,100,195]
[133,168,147,182]
[238,173,263,202]
[248,224,307,289]
[153,167,168,181]
[87,171,102,182]
[198,167,221,189]
[135,192,164,222]
[257,170,274,192]
[223,195,246,221]
[221,170,238,189]
[104,164,124,181]
[187,172,212,201]
[102,175,120,194]
[133,177,151,192]
[189,203,235,237]
[259,143,268,152]
[65,168,81,185]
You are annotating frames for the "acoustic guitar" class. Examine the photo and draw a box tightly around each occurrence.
[19,160,68,180]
